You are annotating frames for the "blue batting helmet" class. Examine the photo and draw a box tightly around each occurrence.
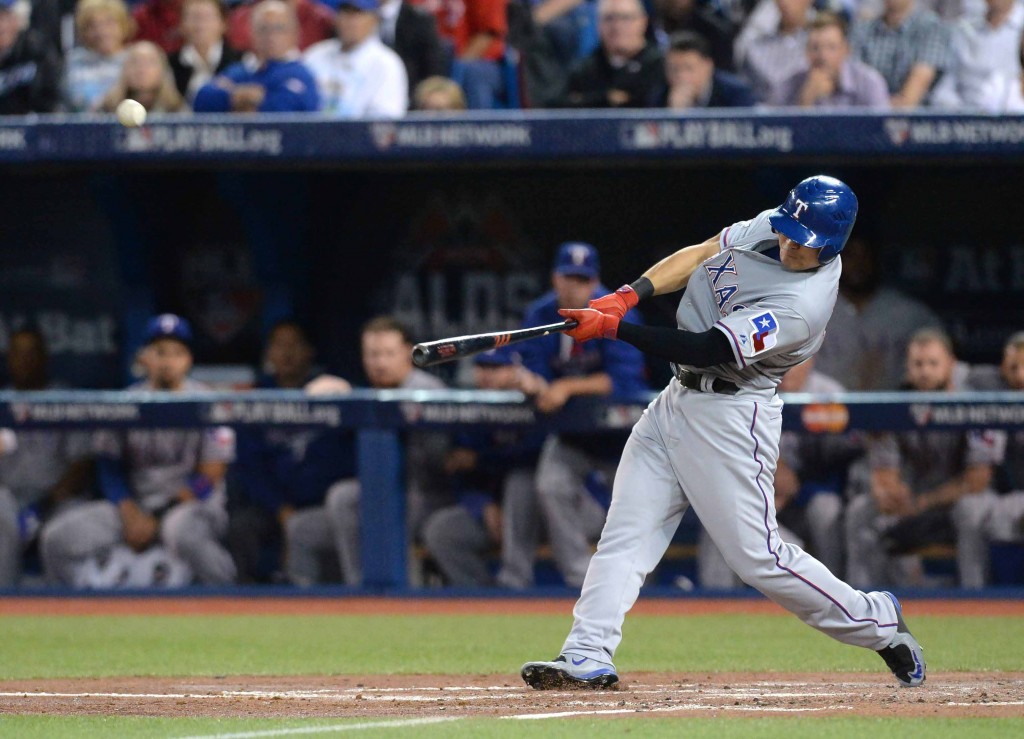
[768,175,858,265]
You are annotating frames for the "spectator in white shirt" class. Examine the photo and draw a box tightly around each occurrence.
[303,0,408,117]
[930,0,1024,111]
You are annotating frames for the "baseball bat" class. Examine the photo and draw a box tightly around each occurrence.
[411,320,578,368]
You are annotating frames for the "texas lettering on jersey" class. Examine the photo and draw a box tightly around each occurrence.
[705,252,739,314]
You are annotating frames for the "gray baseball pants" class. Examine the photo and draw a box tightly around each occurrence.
[952,490,1024,589]
[40,497,235,585]
[530,436,614,588]
[561,383,899,665]
[422,469,537,587]
[0,488,19,587]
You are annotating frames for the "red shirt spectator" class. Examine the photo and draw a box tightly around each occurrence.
[133,0,185,54]
[413,0,506,62]
[227,0,334,52]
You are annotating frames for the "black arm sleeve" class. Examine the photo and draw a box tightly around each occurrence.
[616,323,736,369]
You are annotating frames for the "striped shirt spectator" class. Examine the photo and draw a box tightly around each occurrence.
[851,0,952,107]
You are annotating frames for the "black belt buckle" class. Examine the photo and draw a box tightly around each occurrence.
[674,366,738,395]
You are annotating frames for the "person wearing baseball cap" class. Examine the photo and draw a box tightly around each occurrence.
[40,311,238,587]
[302,0,408,117]
[140,314,195,391]
[422,342,545,588]
[500,242,647,589]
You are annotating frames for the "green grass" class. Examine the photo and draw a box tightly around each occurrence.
[0,716,1021,739]
[1,613,1022,680]
[2,610,1022,738]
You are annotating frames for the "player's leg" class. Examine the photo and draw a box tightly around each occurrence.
[806,492,844,576]
[496,468,541,589]
[0,488,20,587]
[283,505,334,585]
[161,500,236,585]
[951,490,998,589]
[564,406,686,659]
[38,501,122,585]
[324,478,362,586]
[844,492,890,588]
[523,407,686,688]
[676,393,922,684]
[672,394,895,645]
[423,505,493,587]
[226,505,276,584]
[535,437,606,588]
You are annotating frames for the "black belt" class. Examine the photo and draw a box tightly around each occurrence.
[673,366,739,396]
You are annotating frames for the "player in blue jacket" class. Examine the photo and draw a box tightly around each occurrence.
[509,242,648,588]
[193,0,319,114]
[228,321,355,583]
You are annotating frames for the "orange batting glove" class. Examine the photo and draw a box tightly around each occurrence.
[558,308,620,342]
[588,284,640,319]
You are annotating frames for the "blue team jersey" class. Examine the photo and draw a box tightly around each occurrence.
[518,286,648,398]
[194,57,320,113]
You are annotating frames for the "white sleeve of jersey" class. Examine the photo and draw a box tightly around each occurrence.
[714,304,811,369]
[719,209,776,252]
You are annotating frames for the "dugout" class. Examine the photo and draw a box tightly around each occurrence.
[0,111,1022,389]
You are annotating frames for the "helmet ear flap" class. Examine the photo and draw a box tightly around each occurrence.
[817,244,840,264]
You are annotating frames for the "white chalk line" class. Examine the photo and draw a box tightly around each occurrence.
[174,716,461,739]
[2,684,1017,704]
[506,704,854,719]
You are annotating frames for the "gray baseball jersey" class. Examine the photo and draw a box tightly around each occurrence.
[0,431,91,508]
[558,209,902,670]
[869,428,1005,495]
[677,209,841,392]
[94,379,236,513]
[815,288,941,391]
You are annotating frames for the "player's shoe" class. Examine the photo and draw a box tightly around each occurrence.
[521,653,619,690]
[876,591,926,687]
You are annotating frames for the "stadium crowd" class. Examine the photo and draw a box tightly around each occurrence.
[1,0,1023,115]
[1,238,1023,592]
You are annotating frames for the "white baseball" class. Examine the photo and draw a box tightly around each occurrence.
[116,98,147,128]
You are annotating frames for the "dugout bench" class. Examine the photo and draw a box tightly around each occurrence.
[1,389,1022,591]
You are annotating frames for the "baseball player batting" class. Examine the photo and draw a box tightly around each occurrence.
[521,175,926,691]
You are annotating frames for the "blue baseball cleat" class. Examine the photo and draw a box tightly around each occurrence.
[876,591,926,687]
[521,653,619,690]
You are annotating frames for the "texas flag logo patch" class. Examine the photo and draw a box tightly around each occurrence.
[748,311,779,354]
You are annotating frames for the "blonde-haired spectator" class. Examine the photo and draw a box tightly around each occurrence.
[63,0,135,111]
[99,40,188,113]
[413,75,466,111]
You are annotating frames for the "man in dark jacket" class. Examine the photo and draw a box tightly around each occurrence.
[378,0,445,95]
[557,0,663,108]
[0,0,60,114]
[650,30,754,108]
[228,321,355,583]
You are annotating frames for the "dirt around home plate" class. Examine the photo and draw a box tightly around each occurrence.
[3,599,1023,721]
[2,672,1023,720]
